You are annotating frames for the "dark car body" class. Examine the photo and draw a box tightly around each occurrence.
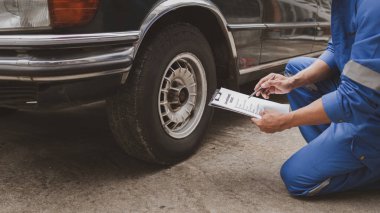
[0,0,331,109]
[0,0,332,164]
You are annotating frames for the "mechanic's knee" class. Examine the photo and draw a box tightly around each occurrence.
[280,160,310,197]
[285,57,310,76]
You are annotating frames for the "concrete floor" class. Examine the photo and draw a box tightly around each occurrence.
[0,102,379,213]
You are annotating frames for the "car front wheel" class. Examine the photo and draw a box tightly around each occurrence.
[107,23,216,164]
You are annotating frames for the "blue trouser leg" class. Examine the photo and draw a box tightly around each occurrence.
[281,122,380,196]
[281,123,380,196]
[285,57,339,143]
[281,57,380,196]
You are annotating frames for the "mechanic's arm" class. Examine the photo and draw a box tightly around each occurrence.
[290,59,332,89]
[252,99,330,133]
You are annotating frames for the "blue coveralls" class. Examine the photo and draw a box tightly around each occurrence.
[281,0,380,196]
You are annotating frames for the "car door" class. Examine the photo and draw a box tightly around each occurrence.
[260,0,319,63]
[313,0,332,52]
[214,0,263,70]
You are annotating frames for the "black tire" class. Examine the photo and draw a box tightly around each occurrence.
[107,23,216,164]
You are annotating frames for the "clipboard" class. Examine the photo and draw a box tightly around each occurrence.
[209,88,290,119]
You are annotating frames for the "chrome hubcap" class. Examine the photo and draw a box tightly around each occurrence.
[158,53,207,139]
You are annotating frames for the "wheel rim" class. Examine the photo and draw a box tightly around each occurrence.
[158,53,207,139]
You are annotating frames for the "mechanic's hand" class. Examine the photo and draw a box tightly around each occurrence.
[254,73,294,99]
[251,111,292,134]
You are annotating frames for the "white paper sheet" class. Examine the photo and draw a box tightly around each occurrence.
[209,88,290,119]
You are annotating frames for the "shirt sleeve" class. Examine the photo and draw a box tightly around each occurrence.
[321,90,347,123]
[318,39,337,70]
[321,0,380,123]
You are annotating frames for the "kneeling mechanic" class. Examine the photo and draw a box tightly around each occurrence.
[252,0,380,196]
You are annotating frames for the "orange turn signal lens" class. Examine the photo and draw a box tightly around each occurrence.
[49,0,99,27]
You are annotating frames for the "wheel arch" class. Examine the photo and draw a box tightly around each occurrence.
[134,0,239,89]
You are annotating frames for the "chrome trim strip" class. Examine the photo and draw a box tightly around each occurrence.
[266,22,316,29]
[239,51,324,75]
[0,31,140,48]
[228,23,267,31]
[137,0,237,58]
[0,67,130,82]
[343,60,380,91]
[318,22,331,28]
[0,47,134,68]
[228,22,318,31]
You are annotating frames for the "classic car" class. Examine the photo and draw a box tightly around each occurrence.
[0,0,331,164]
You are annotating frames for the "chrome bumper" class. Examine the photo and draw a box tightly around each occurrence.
[0,31,140,82]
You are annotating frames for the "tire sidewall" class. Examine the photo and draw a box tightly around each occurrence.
[138,24,216,161]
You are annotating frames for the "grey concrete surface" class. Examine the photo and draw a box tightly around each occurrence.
[0,102,379,213]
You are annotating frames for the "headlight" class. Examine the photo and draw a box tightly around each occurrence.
[0,0,50,30]
[0,0,99,31]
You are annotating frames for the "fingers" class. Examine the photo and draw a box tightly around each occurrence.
[257,88,272,98]
[255,89,262,97]
[261,79,281,89]
[254,73,289,99]
[255,88,266,97]
[261,90,269,99]
[254,73,276,91]
[251,117,272,134]
[251,111,283,134]
[251,117,260,126]
[256,80,276,97]
[261,88,273,99]
[251,111,266,125]
[251,117,258,123]
[260,82,279,99]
